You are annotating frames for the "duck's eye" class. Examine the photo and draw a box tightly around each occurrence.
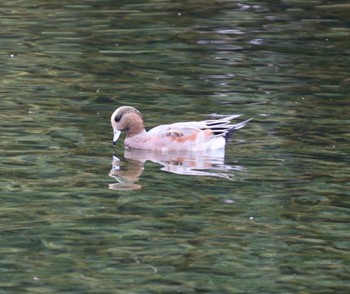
[115,115,122,122]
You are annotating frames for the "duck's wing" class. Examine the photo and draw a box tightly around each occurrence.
[147,115,245,138]
[147,123,202,137]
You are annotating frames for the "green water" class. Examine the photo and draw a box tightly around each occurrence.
[1,0,349,293]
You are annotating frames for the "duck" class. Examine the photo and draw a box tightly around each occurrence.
[111,106,251,151]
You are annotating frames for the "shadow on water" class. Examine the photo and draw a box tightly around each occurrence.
[109,149,246,190]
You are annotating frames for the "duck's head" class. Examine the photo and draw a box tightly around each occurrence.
[111,106,144,145]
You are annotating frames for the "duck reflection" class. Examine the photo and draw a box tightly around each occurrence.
[109,149,245,190]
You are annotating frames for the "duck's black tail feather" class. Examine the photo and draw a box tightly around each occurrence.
[224,118,252,141]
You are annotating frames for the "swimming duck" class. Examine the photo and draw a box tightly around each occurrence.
[111,106,251,151]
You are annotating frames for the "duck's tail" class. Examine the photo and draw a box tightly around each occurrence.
[224,118,252,141]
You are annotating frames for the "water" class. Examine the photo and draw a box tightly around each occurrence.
[1,0,349,293]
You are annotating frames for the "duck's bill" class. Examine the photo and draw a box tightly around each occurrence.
[113,129,121,145]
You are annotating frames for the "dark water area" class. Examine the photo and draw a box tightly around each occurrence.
[1,1,349,293]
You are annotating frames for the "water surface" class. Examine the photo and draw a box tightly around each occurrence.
[1,0,349,293]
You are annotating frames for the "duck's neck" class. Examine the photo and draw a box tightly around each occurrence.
[124,112,146,137]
